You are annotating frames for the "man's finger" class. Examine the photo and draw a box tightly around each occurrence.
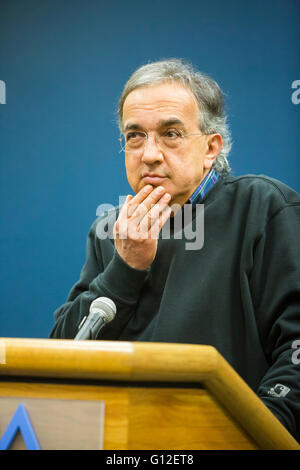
[148,204,172,240]
[138,192,171,233]
[126,185,154,217]
[129,185,167,220]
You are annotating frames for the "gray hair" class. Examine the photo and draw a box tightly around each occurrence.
[118,58,232,175]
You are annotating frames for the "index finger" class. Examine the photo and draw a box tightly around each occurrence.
[126,185,154,217]
[129,185,169,220]
[117,185,153,221]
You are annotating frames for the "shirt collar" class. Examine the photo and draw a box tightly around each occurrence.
[188,168,220,205]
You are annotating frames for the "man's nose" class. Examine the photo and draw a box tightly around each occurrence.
[141,135,164,164]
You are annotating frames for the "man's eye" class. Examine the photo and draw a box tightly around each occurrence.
[126,132,144,141]
[164,129,181,139]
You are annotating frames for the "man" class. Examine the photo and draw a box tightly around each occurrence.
[50,59,300,442]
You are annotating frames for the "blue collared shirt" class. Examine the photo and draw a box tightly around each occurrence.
[188,169,220,205]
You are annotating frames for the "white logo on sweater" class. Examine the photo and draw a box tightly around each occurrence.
[267,384,290,398]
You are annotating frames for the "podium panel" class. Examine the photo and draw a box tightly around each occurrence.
[0,338,299,450]
[0,382,257,450]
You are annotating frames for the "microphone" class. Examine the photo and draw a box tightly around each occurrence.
[74,297,117,340]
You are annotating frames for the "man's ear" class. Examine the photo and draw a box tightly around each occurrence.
[204,134,223,169]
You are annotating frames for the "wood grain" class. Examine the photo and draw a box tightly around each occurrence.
[0,382,256,450]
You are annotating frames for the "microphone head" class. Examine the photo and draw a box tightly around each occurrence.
[89,297,117,323]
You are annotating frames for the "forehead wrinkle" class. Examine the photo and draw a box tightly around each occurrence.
[124,92,197,109]
[122,83,200,131]
[124,101,186,115]
[123,103,197,131]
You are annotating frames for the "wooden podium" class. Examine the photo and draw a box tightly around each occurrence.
[0,338,299,450]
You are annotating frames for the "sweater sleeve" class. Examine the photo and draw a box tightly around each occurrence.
[49,216,149,339]
[250,204,300,443]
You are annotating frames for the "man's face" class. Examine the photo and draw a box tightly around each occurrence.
[122,81,222,207]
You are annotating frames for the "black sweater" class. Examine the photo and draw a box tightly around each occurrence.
[50,173,300,442]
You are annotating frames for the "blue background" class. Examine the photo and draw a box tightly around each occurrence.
[0,0,299,338]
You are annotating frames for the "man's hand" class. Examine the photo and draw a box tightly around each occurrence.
[114,185,172,270]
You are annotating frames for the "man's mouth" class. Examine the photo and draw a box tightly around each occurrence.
[142,173,167,185]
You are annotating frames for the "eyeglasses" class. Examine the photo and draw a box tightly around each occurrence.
[119,129,205,154]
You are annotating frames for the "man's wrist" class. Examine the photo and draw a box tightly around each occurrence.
[91,249,150,304]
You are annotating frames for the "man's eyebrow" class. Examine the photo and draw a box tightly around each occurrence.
[123,123,143,132]
[156,118,186,129]
[123,118,187,133]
